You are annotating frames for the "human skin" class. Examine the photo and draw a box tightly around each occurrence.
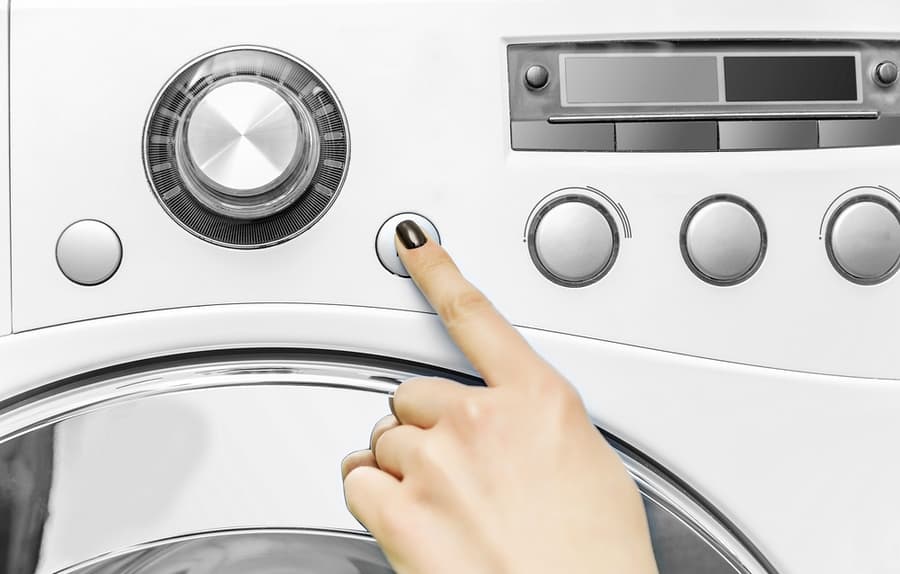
[341,221,660,574]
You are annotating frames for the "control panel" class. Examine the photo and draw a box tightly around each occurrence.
[7,0,900,380]
[509,39,900,152]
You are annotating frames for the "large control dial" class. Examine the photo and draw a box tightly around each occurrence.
[144,46,349,248]
[680,195,766,286]
[825,194,900,285]
[527,193,619,287]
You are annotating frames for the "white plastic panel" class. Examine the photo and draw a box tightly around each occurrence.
[7,0,900,379]
[0,0,8,337]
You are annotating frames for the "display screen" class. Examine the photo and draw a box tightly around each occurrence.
[563,55,719,105]
[724,56,858,102]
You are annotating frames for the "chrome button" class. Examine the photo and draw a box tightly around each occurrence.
[529,196,618,287]
[826,196,900,284]
[56,220,123,286]
[875,61,899,87]
[524,65,550,90]
[681,196,765,285]
[376,213,441,277]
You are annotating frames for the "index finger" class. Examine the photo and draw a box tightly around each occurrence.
[394,220,554,386]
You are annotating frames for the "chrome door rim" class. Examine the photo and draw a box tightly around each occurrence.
[57,528,387,574]
[0,350,776,574]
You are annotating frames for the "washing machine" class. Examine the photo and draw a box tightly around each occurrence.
[1,0,899,572]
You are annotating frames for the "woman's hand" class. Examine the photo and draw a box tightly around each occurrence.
[341,220,659,574]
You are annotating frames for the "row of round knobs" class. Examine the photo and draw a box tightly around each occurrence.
[528,190,900,287]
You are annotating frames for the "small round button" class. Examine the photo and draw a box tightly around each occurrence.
[826,195,900,285]
[528,196,618,287]
[376,213,441,277]
[524,65,550,91]
[56,220,123,286]
[681,196,766,286]
[874,61,899,87]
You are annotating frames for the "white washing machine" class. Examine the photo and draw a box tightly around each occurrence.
[1,0,899,572]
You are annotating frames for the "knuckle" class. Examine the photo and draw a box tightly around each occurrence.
[409,439,439,468]
[439,287,492,329]
[532,372,574,401]
[342,469,368,515]
[545,382,587,422]
[370,415,397,447]
[376,501,410,540]
[397,376,439,396]
[372,427,395,463]
[522,374,583,415]
[453,395,494,430]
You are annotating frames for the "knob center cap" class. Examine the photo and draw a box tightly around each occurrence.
[186,81,300,194]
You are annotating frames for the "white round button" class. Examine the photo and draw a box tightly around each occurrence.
[186,81,300,194]
[682,196,765,285]
[529,197,618,286]
[826,196,900,284]
[56,220,123,286]
[376,213,441,277]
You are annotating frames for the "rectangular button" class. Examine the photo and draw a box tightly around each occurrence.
[615,122,718,152]
[819,118,900,148]
[510,120,615,151]
[719,120,818,150]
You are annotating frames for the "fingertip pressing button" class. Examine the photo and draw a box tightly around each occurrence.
[376,213,441,277]
[56,220,123,286]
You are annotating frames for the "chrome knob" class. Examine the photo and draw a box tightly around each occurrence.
[681,196,766,286]
[178,77,319,221]
[528,194,619,287]
[186,81,301,195]
[145,47,349,248]
[826,195,900,285]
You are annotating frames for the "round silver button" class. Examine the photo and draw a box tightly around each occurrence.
[681,196,766,285]
[529,196,618,287]
[524,65,550,90]
[56,220,123,286]
[826,195,900,285]
[376,213,441,277]
[186,81,301,195]
[875,61,899,87]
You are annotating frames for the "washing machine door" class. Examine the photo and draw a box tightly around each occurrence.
[0,351,774,574]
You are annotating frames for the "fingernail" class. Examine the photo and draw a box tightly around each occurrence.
[396,220,428,250]
[388,394,397,418]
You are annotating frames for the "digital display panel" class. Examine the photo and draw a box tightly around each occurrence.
[724,56,858,102]
[563,55,719,105]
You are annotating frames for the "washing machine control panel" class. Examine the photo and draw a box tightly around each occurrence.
[5,1,900,379]
[509,39,900,153]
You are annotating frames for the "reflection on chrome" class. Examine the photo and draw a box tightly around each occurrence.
[0,353,775,574]
[61,530,392,574]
